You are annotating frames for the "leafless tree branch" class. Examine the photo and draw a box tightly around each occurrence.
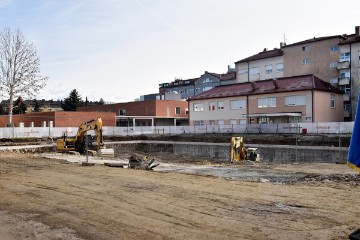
[0,27,48,125]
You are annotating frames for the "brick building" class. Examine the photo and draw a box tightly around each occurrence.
[0,112,116,127]
[77,100,189,126]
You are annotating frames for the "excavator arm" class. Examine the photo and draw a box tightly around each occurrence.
[75,118,104,151]
[56,117,114,157]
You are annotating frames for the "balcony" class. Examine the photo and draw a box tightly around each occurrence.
[337,61,350,70]
[343,93,350,101]
[338,77,350,85]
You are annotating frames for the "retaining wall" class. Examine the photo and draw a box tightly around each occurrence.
[0,141,347,164]
[106,141,349,164]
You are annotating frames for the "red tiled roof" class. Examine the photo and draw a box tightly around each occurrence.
[206,72,236,81]
[188,75,342,101]
[235,48,283,64]
[339,34,360,45]
[282,35,341,48]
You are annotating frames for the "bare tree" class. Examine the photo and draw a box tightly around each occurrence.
[0,27,48,126]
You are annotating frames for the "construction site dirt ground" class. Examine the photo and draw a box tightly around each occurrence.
[0,151,360,240]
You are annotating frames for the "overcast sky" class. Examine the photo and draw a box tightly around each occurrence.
[0,0,359,103]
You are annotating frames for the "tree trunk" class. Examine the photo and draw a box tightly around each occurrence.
[7,90,14,127]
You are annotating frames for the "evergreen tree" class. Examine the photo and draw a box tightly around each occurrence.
[99,98,105,105]
[61,89,84,111]
[0,103,8,115]
[33,99,41,112]
[13,96,28,114]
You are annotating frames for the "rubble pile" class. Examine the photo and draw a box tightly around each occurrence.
[304,174,360,185]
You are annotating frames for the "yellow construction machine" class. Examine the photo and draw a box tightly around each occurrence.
[56,118,114,157]
[230,137,259,161]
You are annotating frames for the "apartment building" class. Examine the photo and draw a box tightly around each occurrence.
[159,78,198,99]
[282,35,343,84]
[194,71,236,93]
[159,69,236,100]
[188,75,343,125]
[77,100,189,126]
[338,26,360,120]
[235,48,284,83]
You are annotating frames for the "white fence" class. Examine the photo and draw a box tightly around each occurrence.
[0,122,354,139]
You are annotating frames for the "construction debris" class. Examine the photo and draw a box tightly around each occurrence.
[128,154,159,170]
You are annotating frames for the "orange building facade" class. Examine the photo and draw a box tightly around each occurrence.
[77,100,189,126]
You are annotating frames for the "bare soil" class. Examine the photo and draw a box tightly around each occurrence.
[0,151,359,240]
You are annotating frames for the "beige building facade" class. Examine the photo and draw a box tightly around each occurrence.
[282,36,342,82]
[188,75,343,125]
[235,49,284,83]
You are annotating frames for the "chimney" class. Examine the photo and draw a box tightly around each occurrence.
[273,79,279,89]
[356,26,360,38]
[250,82,258,91]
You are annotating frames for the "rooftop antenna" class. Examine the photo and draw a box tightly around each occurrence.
[283,33,288,44]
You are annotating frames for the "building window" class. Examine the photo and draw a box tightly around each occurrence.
[238,69,248,75]
[194,103,204,112]
[185,108,189,114]
[257,97,276,108]
[249,67,260,75]
[203,86,212,91]
[240,119,246,125]
[330,95,335,108]
[344,103,351,111]
[340,52,350,62]
[209,120,215,126]
[330,78,338,84]
[285,95,306,106]
[229,119,237,125]
[302,46,309,52]
[265,65,272,74]
[193,120,204,126]
[119,109,126,115]
[203,78,210,83]
[217,101,224,110]
[340,69,350,78]
[209,102,216,111]
[218,120,224,125]
[175,107,181,115]
[230,100,246,110]
[329,45,338,52]
[276,63,283,72]
[330,61,337,68]
[358,68,360,78]
[302,58,310,65]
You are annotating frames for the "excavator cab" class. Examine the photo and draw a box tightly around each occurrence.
[230,136,259,161]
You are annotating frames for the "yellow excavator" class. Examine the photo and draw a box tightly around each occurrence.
[230,137,259,161]
[56,118,114,157]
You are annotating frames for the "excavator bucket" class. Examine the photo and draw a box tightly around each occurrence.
[97,148,115,157]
